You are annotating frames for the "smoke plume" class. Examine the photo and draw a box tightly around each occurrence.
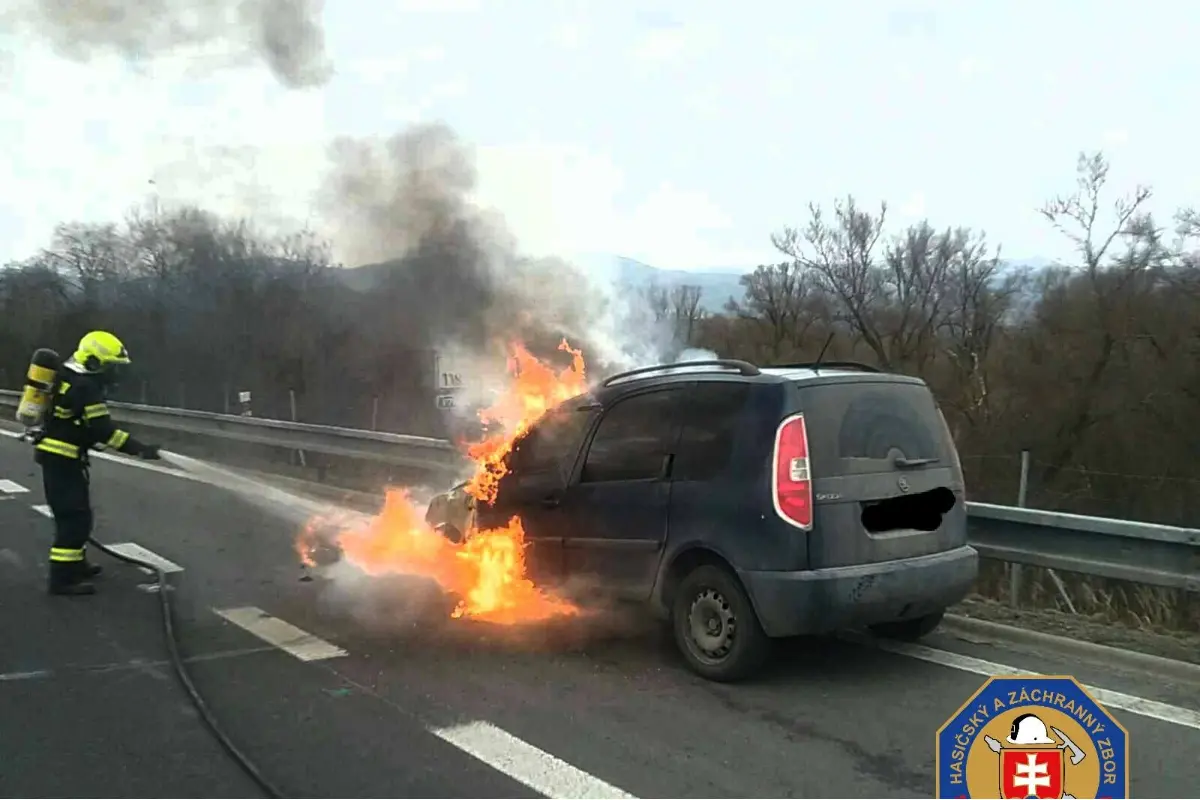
[5,0,332,88]
[317,121,693,373]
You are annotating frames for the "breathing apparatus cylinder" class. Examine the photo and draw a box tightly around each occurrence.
[15,348,61,428]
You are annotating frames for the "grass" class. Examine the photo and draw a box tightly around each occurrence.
[973,559,1200,634]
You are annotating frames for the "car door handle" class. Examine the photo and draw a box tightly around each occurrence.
[540,495,561,509]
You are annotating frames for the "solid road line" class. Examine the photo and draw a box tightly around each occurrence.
[431,720,638,800]
[0,479,29,493]
[31,504,51,518]
[870,636,1200,731]
[214,606,348,662]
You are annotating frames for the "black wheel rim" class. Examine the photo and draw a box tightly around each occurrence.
[684,587,737,665]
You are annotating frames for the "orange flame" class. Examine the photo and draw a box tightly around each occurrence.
[465,339,587,504]
[299,338,589,624]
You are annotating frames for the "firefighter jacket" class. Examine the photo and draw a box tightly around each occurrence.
[35,365,151,462]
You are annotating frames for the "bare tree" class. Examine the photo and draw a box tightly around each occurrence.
[772,196,891,365]
[726,262,820,360]
[668,284,704,345]
[1032,151,1164,486]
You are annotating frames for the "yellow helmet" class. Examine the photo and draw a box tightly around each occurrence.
[73,330,131,373]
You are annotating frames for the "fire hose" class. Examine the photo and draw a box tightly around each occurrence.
[86,534,285,798]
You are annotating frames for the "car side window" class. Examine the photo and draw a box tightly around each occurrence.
[509,408,592,477]
[673,382,750,481]
[580,389,681,483]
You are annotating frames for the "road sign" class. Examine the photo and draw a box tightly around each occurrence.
[433,353,468,391]
[435,394,457,410]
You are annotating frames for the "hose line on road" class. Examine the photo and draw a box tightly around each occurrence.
[87,536,285,799]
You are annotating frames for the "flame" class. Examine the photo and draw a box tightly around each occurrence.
[465,339,587,504]
[298,338,589,624]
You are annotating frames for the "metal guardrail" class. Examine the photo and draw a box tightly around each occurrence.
[0,390,465,475]
[2,389,1197,591]
[968,503,1199,593]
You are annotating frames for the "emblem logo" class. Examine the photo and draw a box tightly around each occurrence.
[898,476,910,493]
[935,674,1129,798]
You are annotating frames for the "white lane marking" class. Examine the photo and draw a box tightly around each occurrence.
[214,606,347,662]
[872,637,1200,731]
[32,504,52,518]
[0,669,52,682]
[0,479,28,493]
[431,720,638,799]
[103,542,184,575]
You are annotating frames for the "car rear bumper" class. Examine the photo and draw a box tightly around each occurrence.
[738,545,979,638]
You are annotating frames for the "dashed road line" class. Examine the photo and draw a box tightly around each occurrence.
[870,636,1200,731]
[103,542,184,575]
[0,479,28,493]
[31,504,51,518]
[0,669,52,682]
[214,606,347,662]
[431,720,638,799]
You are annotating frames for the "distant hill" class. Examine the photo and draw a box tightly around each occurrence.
[333,254,745,313]
[332,254,1057,314]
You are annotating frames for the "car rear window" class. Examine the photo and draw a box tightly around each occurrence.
[796,381,953,475]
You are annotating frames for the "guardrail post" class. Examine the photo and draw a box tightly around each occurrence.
[289,389,307,468]
[1009,450,1030,607]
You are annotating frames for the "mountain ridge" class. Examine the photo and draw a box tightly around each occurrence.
[336,254,1056,313]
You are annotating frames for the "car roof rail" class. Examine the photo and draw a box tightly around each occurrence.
[768,360,883,373]
[601,359,762,387]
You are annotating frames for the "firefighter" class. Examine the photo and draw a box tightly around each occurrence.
[34,331,162,595]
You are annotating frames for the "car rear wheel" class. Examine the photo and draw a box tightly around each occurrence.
[869,609,945,641]
[671,564,771,682]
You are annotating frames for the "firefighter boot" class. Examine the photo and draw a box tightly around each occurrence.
[80,556,103,579]
[47,561,96,596]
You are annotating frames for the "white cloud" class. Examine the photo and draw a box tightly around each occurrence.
[0,44,329,259]
[1103,128,1130,146]
[470,143,743,269]
[899,191,927,219]
[957,56,988,79]
[552,22,584,50]
[629,22,720,67]
[632,27,689,63]
[0,43,743,271]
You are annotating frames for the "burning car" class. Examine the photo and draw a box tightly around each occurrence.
[420,355,975,683]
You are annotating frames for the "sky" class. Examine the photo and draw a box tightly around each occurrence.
[1,0,1198,271]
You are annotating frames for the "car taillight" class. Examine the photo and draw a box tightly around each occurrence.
[772,413,813,530]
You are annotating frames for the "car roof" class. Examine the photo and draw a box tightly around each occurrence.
[575,361,926,406]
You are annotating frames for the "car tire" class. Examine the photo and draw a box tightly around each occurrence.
[671,564,771,682]
[869,609,945,641]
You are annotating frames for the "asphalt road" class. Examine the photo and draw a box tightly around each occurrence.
[2,430,1199,799]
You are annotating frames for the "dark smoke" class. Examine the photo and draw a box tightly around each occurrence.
[7,0,332,89]
[319,122,521,352]
[316,121,664,369]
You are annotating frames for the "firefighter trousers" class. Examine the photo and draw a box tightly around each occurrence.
[40,453,93,587]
